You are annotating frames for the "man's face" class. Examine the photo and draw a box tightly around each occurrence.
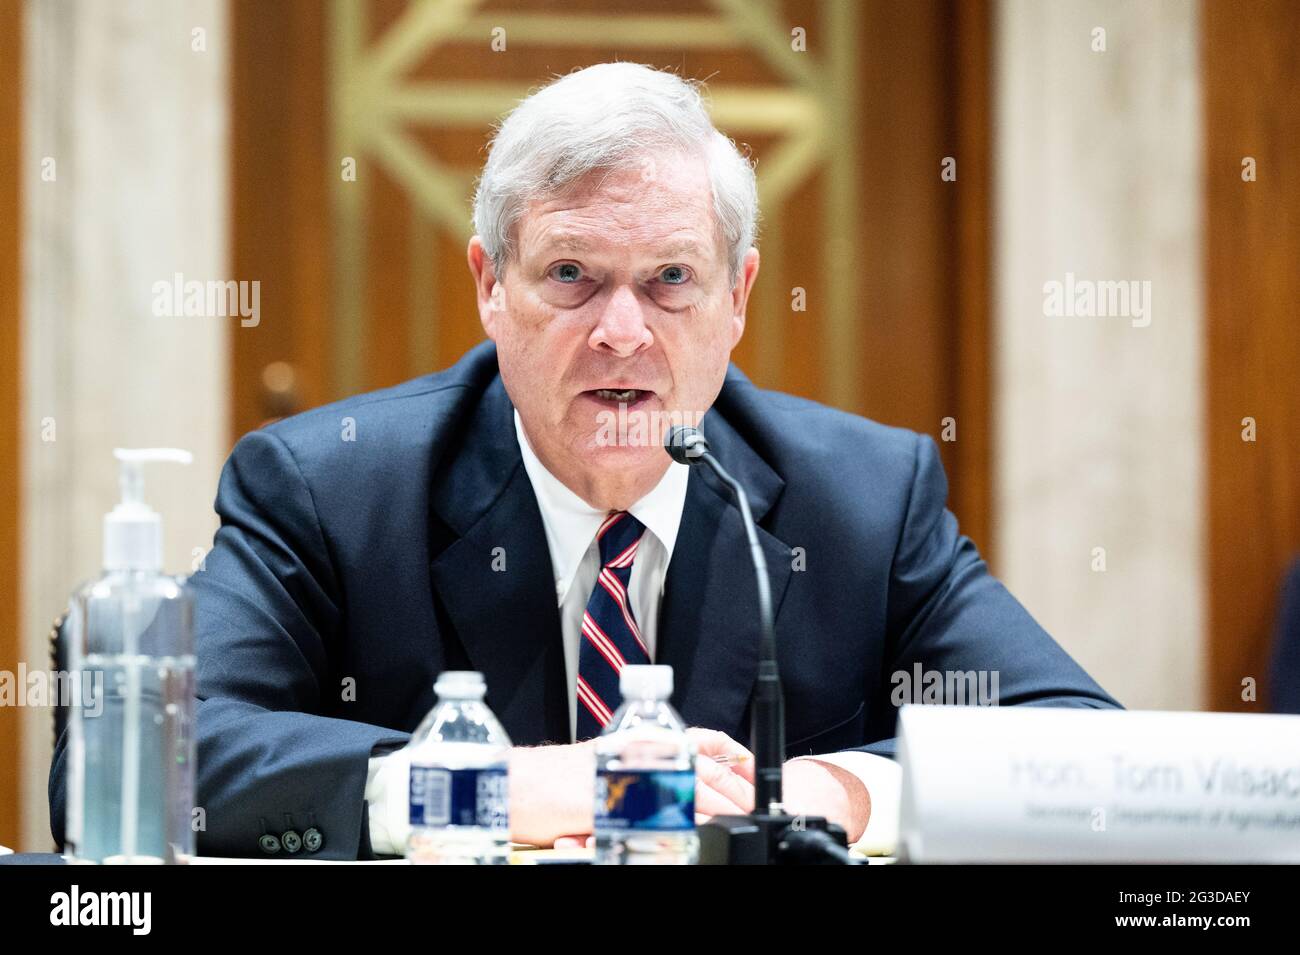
[470,149,759,506]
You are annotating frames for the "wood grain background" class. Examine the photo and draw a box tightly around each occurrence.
[1203,0,1300,711]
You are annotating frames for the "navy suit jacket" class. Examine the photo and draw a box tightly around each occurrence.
[49,341,1120,858]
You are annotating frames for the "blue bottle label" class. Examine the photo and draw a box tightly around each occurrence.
[409,766,509,830]
[596,769,696,831]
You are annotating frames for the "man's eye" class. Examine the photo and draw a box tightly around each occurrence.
[658,266,690,285]
[550,263,583,283]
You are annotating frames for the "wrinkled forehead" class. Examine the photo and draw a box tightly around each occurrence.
[515,151,726,267]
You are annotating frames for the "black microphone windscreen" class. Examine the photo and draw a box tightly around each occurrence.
[664,426,707,465]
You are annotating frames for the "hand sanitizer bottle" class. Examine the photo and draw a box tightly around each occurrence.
[66,448,196,864]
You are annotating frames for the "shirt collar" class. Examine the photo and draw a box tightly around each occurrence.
[513,409,690,606]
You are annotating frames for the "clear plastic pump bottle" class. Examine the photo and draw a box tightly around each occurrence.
[66,448,196,864]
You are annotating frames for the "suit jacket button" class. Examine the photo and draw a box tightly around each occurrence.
[303,828,323,853]
[281,830,303,853]
[259,833,281,854]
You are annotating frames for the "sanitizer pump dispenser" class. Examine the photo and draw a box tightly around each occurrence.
[66,448,197,864]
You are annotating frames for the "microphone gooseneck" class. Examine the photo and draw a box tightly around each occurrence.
[664,425,785,814]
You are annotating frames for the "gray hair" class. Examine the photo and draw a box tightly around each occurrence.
[471,62,759,285]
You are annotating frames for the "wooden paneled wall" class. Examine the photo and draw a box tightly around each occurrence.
[231,0,993,551]
[0,0,24,850]
[1204,1,1300,711]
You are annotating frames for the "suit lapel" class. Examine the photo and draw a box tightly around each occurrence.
[427,377,570,746]
[657,411,794,743]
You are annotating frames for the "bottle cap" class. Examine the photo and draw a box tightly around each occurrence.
[620,664,673,701]
[434,670,486,699]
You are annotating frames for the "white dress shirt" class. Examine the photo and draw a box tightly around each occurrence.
[364,410,901,855]
[513,410,690,741]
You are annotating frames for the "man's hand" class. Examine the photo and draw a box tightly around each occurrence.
[514,731,872,848]
[687,727,756,821]
[691,730,872,842]
[542,727,758,849]
[780,758,871,843]
[507,740,598,847]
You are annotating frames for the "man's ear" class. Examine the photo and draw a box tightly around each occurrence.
[729,246,761,347]
[467,236,501,339]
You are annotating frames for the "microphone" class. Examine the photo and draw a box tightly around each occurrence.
[664,425,710,465]
[665,425,783,813]
[664,425,852,864]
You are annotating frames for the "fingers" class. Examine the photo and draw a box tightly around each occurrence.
[722,753,756,785]
[552,835,597,850]
[694,779,747,818]
[697,752,756,810]
[685,726,752,759]
[696,753,755,814]
[686,727,756,783]
[544,733,756,843]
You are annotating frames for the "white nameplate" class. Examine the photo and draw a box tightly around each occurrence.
[896,705,1300,862]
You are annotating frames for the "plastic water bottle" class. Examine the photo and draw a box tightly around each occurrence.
[405,672,511,864]
[595,665,699,864]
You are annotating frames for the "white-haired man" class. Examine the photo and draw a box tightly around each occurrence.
[51,62,1120,859]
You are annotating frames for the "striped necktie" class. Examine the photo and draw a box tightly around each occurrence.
[576,511,651,741]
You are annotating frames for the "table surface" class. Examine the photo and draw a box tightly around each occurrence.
[1,847,895,865]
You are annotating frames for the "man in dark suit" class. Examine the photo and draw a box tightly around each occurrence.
[50,62,1119,859]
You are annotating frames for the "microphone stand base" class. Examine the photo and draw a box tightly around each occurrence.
[697,812,852,865]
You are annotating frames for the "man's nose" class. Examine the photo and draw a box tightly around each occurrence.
[588,284,653,357]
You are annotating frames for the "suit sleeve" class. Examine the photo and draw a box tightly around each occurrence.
[49,429,411,859]
[844,432,1122,761]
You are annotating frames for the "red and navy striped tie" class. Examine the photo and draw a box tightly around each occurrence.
[576,511,650,741]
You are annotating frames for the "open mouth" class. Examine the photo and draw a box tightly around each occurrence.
[586,388,653,405]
